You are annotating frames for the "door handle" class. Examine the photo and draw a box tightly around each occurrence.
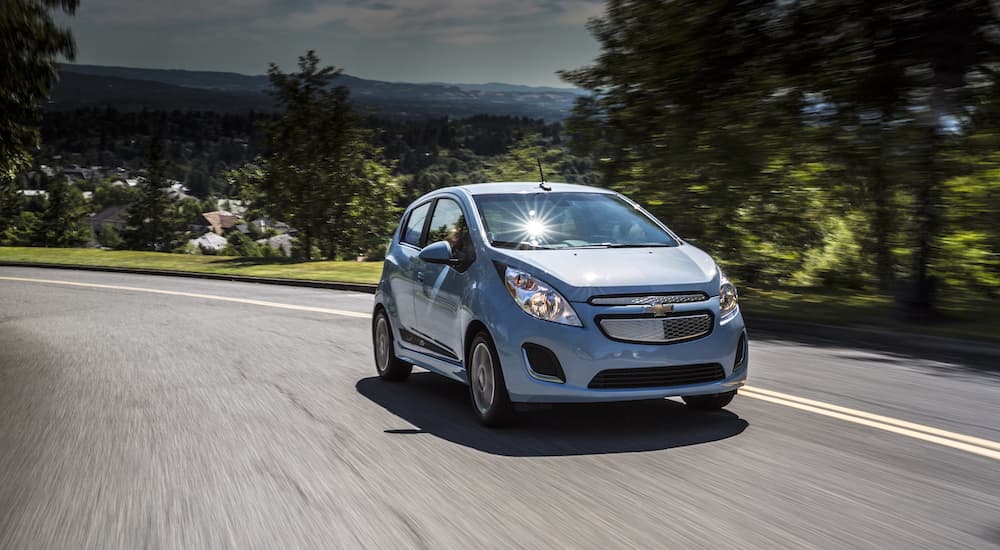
[416,272,424,283]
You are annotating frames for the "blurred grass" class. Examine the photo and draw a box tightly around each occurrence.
[0,247,382,284]
[740,287,1000,344]
[1,246,996,344]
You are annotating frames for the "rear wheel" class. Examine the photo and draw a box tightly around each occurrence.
[682,390,737,411]
[467,331,514,427]
[372,310,412,381]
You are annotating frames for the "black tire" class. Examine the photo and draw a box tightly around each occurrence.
[682,390,737,411]
[372,309,412,381]
[467,331,514,427]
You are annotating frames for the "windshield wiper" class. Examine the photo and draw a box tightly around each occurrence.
[569,242,673,249]
[605,243,673,248]
[491,240,552,250]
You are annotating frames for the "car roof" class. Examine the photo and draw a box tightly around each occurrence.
[452,182,617,196]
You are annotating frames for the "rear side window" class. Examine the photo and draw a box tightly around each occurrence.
[402,202,431,246]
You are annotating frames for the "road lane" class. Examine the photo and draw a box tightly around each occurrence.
[1,267,998,549]
[0,275,371,319]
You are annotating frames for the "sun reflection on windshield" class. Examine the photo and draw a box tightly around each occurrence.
[508,204,558,246]
[524,218,547,240]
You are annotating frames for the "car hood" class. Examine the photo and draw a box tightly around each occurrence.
[495,244,720,302]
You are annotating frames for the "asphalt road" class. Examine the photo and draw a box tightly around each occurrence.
[1,266,998,549]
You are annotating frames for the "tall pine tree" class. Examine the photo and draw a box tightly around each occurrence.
[259,51,399,260]
[124,132,181,251]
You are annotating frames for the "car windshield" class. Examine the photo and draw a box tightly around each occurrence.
[473,192,679,249]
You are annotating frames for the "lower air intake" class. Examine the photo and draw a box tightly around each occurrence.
[588,363,725,389]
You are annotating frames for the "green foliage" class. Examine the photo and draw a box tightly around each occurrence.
[0,211,40,245]
[39,109,270,197]
[0,0,77,181]
[257,51,400,260]
[96,223,123,249]
[791,212,871,289]
[223,231,263,257]
[35,177,91,246]
[0,175,25,238]
[92,179,139,210]
[123,134,186,250]
[562,0,1000,309]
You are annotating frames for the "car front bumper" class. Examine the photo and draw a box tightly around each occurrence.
[490,299,748,403]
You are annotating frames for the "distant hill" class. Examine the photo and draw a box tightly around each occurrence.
[52,64,582,120]
[49,72,274,112]
[446,82,587,95]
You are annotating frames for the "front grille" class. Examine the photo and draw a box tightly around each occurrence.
[588,363,725,389]
[589,293,708,306]
[599,313,713,344]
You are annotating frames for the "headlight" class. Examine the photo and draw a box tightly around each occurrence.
[503,267,582,327]
[719,268,739,320]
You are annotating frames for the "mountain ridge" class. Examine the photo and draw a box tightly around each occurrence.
[54,64,583,120]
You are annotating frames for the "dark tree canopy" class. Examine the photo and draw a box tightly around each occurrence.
[562,0,1000,312]
[253,51,400,260]
[1,0,78,180]
[124,132,184,251]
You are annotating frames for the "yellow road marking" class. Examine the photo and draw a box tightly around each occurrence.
[742,386,1000,461]
[744,386,1000,451]
[0,275,370,319]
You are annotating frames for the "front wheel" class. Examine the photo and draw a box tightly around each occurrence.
[372,310,412,381]
[467,331,514,427]
[682,390,737,411]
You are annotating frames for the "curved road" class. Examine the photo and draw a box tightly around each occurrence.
[0,266,998,549]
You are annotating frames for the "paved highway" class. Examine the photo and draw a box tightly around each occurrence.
[0,266,998,549]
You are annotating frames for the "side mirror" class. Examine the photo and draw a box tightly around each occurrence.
[418,240,460,266]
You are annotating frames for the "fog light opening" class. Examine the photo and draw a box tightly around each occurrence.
[523,344,566,383]
[734,333,748,370]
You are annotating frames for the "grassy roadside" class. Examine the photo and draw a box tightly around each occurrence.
[2,246,996,344]
[0,246,382,284]
[740,286,1000,344]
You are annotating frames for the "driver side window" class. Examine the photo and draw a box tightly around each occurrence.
[427,198,473,264]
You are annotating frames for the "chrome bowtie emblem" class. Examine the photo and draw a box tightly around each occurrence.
[645,303,674,317]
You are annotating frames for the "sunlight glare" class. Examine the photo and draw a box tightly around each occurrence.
[524,219,547,239]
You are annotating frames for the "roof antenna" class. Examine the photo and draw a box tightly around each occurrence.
[537,159,551,191]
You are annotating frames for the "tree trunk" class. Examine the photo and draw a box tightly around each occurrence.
[870,160,894,291]
[303,229,313,261]
[901,125,941,320]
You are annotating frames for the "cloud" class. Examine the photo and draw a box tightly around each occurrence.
[554,0,606,25]
[76,0,278,24]
[254,0,605,43]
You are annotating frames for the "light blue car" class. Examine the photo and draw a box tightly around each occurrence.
[372,182,748,426]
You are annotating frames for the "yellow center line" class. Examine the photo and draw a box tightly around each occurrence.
[0,275,370,319]
[742,386,1000,460]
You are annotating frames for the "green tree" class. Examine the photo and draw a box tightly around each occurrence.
[92,179,139,210]
[561,0,815,282]
[223,231,262,257]
[562,0,1000,312]
[96,223,123,249]
[1,0,77,181]
[35,177,91,246]
[0,211,40,245]
[123,133,183,250]
[0,175,24,236]
[259,51,399,260]
[785,0,1000,312]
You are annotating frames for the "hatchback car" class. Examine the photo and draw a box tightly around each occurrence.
[372,182,748,426]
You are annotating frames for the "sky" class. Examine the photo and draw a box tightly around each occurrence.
[60,0,605,87]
